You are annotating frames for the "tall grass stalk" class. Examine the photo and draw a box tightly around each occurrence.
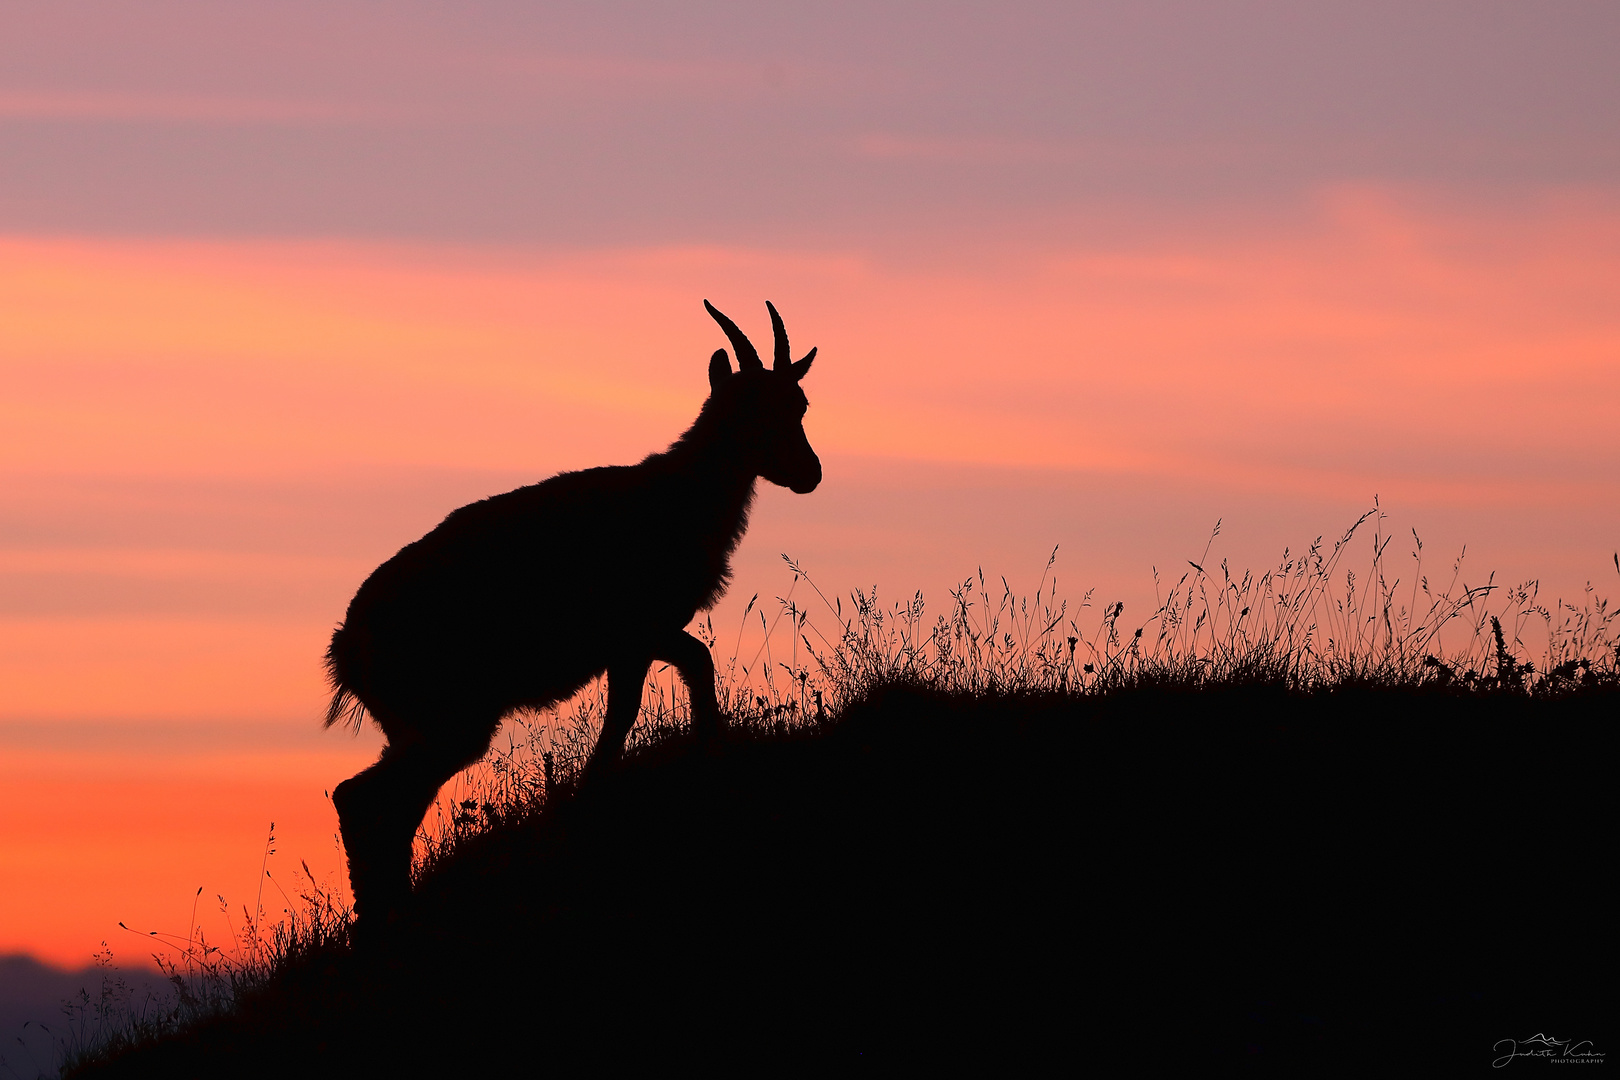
[48,852,352,1078]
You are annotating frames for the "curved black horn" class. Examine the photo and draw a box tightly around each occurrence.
[704,300,762,371]
[766,301,790,371]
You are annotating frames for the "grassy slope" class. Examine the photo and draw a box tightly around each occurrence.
[72,681,1614,1074]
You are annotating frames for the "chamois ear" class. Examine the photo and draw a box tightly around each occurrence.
[790,347,816,382]
[709,348,733,390]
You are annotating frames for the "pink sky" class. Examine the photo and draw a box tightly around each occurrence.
[2,2,1618,972]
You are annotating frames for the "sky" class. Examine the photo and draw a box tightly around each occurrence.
[1,1,1618,980]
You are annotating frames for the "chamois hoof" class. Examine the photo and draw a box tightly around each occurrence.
[348,901,410,955]
[690,713,725,746]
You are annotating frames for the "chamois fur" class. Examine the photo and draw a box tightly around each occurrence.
[325,300,820,923]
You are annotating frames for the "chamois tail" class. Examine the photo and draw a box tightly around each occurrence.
[323,624,371,733]
[324,685,369,733]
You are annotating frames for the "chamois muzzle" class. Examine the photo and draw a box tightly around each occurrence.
[788,452,822,494]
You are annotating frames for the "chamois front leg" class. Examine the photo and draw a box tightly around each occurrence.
[583,654,652,783]
[656,630,722,744]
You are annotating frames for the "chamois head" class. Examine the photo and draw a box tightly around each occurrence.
[702,300,822,494]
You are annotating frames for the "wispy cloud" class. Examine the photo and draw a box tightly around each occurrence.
[848,131,1292,170]
[853,132,1086,164]
[0,90,380,125]
[473,52,801,95]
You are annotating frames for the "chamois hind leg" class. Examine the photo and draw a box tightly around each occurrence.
[582,655,652,784]
[334,720,497,927]
[655,630,722,744]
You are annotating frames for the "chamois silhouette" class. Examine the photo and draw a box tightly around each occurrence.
[325,300,820,923]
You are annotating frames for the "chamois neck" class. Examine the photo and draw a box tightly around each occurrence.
[653,423,758,533]
[664,411,751,478]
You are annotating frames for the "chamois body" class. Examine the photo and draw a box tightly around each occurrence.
[327,301,820,924]
[326,455,754,739]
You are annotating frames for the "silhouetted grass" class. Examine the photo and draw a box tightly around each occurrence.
[416,505,1615,860]
[53,509,1617,1075]
[26,836,354,1080]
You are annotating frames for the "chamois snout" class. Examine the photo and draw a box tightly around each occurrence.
[789,462,821,494]
[779,436,821,494]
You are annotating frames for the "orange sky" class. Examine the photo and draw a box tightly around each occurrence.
[3,186,1618,967]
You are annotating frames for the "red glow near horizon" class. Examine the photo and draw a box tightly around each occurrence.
[2,187,1618,968]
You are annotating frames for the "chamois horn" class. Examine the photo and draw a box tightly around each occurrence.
[703,300,762,371]
[767,300,791,371]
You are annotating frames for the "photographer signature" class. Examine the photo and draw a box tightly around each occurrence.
[1493,1033,1604,1067]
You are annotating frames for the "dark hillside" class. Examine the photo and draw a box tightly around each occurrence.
[73,682,1614,1074]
